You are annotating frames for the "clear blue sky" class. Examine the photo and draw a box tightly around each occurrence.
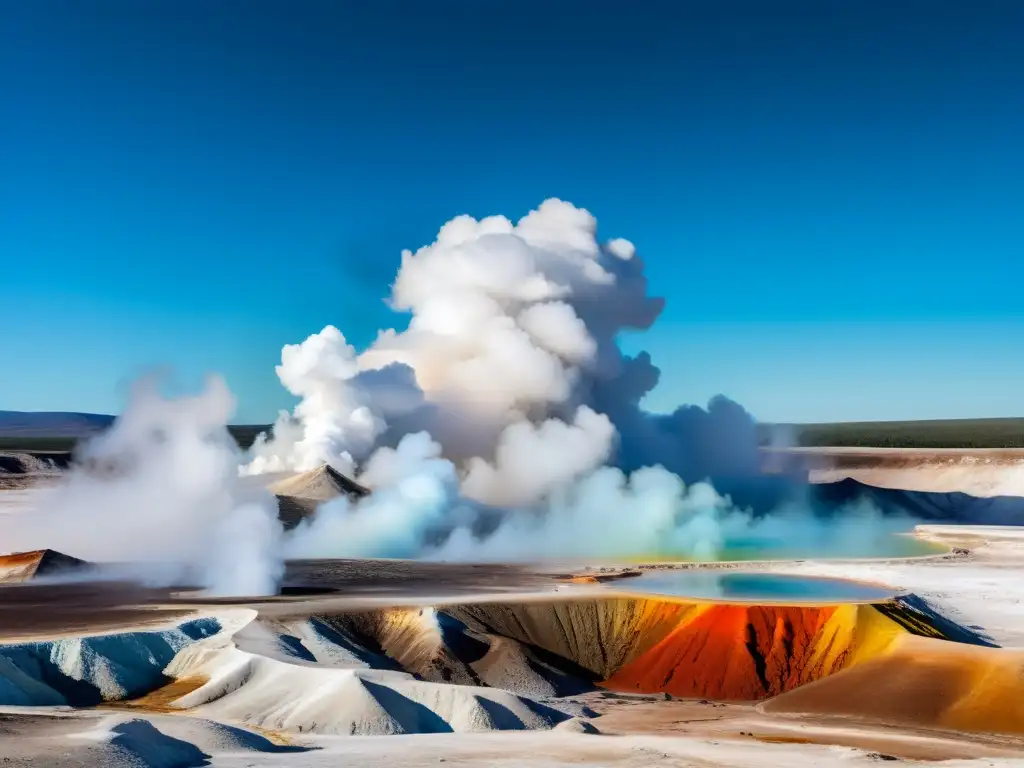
[3,1,1023,423]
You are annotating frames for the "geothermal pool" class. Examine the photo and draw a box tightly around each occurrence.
[638,532,945,563]
[616,571,897,603]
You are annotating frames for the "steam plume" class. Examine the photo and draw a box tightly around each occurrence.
[2,376,282,595]
[0,199,909,592]
[247,200,756,493]
[250,198,896,562]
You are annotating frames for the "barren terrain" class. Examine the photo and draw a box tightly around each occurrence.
[3,454,1024,765]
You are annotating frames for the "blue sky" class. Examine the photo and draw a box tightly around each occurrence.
[3,1,1023,423]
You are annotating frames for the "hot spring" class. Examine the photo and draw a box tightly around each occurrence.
[632,531,945,563]
[614,571,898,603]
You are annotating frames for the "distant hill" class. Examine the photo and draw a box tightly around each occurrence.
[5,410,1024,451]
[0,411,115,438]
[0,411,269,452]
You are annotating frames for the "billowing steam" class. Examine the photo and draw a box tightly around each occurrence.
[283,431,912,565]
[3,199,909,593]
[1,376,282,596]
[249,198,906,562]
[247,200,763,495]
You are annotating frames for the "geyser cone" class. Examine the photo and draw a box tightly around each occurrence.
[271,464,369,530]
[244,199,821,566]
[269,464,369,501]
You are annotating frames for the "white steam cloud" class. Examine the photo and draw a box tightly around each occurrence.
[284,432,463,560]
[283,433,913,564]
[244,328,391,477]
[247,199,663,504]
[246,198,912,563]
[2,376,283,596]
[4,198,909,589]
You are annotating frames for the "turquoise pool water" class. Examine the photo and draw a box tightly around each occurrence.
[615,571,897,603]
[633,533,945,563]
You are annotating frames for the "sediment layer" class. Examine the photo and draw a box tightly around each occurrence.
[0,549,89,583]
[446,594,985,700]
[2,586,1019,738]
[762,632,1024,735]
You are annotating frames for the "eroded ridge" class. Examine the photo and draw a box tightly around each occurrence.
[445,594,991,700]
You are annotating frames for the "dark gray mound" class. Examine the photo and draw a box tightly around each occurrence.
[0,453,71,475]
[812,478,1024,525]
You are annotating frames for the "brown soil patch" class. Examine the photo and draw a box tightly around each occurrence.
[763,634,1024,736]
[110,675,209,713]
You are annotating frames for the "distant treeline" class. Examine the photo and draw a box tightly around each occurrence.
[5,419,1024,453]
[226,425,269,450]
[759,418,1024,449]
